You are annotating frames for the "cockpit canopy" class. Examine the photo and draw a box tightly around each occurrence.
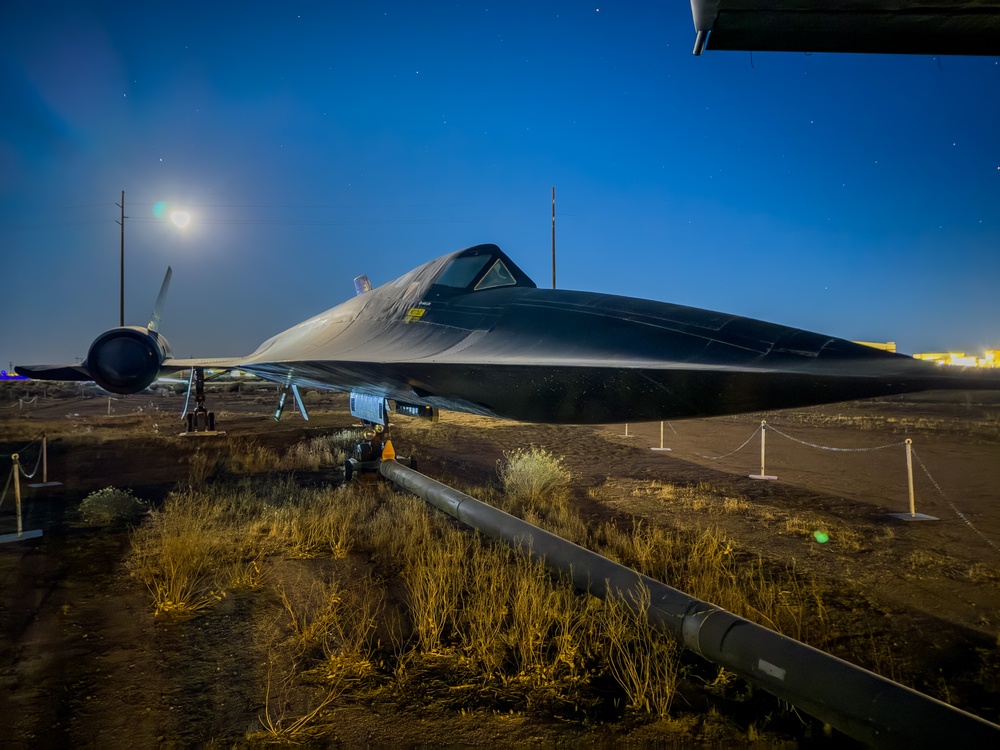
[430,244,536,293]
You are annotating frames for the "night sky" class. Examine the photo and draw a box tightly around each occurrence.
[3,2,999,369]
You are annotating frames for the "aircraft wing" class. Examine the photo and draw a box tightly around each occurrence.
[690,1,1000,55]
[13,363,93,382]
[159,357,249,373]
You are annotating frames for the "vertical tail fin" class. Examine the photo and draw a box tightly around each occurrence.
[148,267,173,331]
[353,274,372,296]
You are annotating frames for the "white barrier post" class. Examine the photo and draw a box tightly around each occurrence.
[749,420,777,480]
[889,439,937,521]
[651,421,672,452]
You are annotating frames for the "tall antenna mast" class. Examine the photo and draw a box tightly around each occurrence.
[551,186,556,289]
[115,190,126,326]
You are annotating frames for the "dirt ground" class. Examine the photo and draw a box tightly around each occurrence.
[1,382,998,747]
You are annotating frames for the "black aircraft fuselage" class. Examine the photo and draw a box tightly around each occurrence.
[221,244,999,423]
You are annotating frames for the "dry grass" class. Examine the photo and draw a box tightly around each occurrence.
[226,440,281,473]
[127,494,236,618]
[403,528,467,653]
[124,444,841,739]
[591,478,873,554]
[602,582,681,717]
[225,431,353,475]
[128,473,708,728]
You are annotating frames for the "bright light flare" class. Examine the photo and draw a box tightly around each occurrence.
[170,211,191,228]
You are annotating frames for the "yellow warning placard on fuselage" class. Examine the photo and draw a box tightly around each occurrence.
[404,307,426,324]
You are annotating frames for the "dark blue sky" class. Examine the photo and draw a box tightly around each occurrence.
[3,2,999,367]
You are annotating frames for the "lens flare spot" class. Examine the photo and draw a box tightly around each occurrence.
[152,201,167,218]
[813,530,829,544]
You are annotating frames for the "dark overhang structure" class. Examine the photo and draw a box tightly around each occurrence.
[690,1,1000,55]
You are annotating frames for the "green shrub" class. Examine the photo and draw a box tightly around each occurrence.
[79,486,149,525]
[497,446,572,513]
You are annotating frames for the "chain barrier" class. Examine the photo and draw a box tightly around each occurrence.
[911,448,999,554]
[677,422,996,554]
[696,423,763,461]
[765,424,905,453]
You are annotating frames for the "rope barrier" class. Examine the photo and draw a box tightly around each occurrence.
[18,447,43,480]
[0,396,39,411]
[911,449,1000,554]
[0,433,44,461]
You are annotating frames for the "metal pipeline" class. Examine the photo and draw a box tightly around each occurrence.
[378,459,1000,747]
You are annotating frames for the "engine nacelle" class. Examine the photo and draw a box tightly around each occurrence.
[85,327,173,394]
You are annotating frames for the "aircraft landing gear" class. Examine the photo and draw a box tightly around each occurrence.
[180,367,225,436]
[343,423,414,480]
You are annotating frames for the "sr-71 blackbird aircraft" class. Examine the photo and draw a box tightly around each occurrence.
[16,244,1000,428]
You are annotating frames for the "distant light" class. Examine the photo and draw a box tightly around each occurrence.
[171,211,191,228]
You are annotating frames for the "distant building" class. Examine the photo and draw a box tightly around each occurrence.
[854,342,998,367]
[912,350,999,368]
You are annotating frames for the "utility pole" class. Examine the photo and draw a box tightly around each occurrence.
[115,190,126,326]
[551,186,556,289]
